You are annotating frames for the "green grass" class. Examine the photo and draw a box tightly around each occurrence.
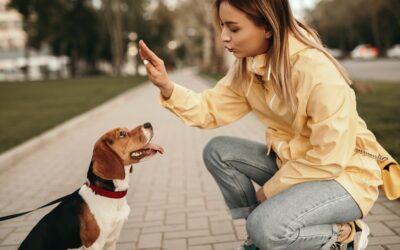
[355,81,400,160]
[0,76,147,154]
[200,73,400,161]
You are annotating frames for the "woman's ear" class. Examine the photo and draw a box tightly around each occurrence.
[265,30,272,39]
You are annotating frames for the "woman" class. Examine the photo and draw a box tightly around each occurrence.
[138,0,393,249]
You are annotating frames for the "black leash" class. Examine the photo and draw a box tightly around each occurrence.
[0,159,119,222]
[0,189,80,222]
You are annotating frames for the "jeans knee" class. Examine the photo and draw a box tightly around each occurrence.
[202,136,229,171]
[246,211,292,250]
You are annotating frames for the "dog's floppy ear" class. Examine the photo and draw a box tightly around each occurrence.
[92,140,125,180]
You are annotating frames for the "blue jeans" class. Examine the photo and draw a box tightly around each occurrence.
[203,136,362,250]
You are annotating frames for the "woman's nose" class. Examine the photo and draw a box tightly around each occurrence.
[220,28,231,42]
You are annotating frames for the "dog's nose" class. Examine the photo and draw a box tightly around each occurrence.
[144,122,152,129]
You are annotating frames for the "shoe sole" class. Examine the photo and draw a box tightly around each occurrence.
[354,220,370,250]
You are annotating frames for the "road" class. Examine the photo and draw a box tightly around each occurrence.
[341,59,400,83]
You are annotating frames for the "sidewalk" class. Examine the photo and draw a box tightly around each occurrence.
[0,69,399,250]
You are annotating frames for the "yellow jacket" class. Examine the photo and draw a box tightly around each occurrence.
[160,34,398,217]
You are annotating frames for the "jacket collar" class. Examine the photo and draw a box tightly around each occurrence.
[246,32,309,78]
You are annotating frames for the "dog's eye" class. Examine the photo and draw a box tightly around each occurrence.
[119,131,127,138]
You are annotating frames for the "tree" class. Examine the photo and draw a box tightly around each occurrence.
[9,0,108,77]
[174,0,226,73]
[306,0,400,52]
[8,0,35,80]
[102,0,124,76]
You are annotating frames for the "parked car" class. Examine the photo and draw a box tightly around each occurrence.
[350,44,379,60]
[386,44,400,59]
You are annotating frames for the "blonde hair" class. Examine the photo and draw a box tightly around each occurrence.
[214,0,351,113]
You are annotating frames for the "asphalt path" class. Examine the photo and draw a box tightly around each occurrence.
[341,59,400,83]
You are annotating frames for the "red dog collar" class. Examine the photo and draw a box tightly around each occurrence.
[86,182,127,199]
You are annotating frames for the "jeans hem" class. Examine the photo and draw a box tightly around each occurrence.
[320,223,338,250]
[230,204,259,219]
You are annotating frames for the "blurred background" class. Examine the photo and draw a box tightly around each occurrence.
[0,0,399,158]
[0,0,399,80]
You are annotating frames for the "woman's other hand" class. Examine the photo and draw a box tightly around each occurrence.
[138,40,174,99]
[256,187,267,203]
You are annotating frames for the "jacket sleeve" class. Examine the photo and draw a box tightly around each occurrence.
[263,82,358,198]
[159,70,251,129]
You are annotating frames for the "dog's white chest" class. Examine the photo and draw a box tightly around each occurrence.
[79,185,130,234]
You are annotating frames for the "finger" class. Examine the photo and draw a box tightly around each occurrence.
[139,47,146,61]
[139,40,160,66]
[144,59,159,76]
[139,47,156,67]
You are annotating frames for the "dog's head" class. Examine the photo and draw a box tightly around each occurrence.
[92,122,163,180]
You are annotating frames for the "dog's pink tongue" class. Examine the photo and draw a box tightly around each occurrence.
[147,143,164,154]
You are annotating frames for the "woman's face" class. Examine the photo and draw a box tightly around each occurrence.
[219,1,270,58]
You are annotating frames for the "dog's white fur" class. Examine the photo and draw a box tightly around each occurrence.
[69,127,153,250]
[70,166,131,250]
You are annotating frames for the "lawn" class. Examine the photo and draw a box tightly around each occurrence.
[201,72,400,161]
[355,81,400,160]
[0,76,147,154]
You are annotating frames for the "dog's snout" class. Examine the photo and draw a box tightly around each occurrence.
[144,122,152,129]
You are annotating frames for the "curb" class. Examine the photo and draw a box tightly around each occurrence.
[0,83,147,174]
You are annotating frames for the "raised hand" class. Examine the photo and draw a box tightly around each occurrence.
[138,40,174,99]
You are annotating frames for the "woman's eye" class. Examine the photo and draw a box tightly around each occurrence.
[119,131,127,138]
[231,29,239,33]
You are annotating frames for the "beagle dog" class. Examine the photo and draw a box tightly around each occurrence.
[19,122,163,250]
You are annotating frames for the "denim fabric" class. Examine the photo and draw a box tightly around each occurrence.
[203,136,362,250]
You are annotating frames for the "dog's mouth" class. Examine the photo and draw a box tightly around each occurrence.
[130,143,164,160]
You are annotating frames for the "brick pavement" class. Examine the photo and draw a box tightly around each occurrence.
[0,69,399,250]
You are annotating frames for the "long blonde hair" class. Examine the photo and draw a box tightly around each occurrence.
[214,0,351,113]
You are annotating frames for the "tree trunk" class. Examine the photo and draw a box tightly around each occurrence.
[102,0,124,76]
[70,45,78,77]
[22,16,30,81]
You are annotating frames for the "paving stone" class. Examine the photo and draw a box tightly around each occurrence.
[211,221,234,234]
[366,246,385,250]
[188,245,212,250]
[369,222,397,236]
[188,234,236,245]
[118,228,140,243]
[365,214,400,222]
[116,242,136,250]
[385,220,400,228]
[1,231,27,246]
[0,246,17,250]
[144,211,165,221]
[214,241,243,250]
[137,233,162,249]
[162,239,187,249]
[370,203,393,215]
[188,217,208,230]
[142,224,186,233]
[369,236,400,245]
[164,229,210,240]
[0,228,13,241]
[235,225,247,241]
[386,244,400,250]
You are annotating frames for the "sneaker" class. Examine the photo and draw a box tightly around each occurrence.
[236,237,259,250]
[330,242,347,250]
[351,220,370,250]
[330,220,369,250]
